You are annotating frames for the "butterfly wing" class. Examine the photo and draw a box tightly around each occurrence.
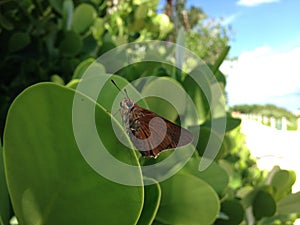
[128,105,193,158]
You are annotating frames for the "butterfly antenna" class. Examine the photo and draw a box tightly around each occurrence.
[111,79,130,98]
[124,89,130,99]
[111,79,121,92]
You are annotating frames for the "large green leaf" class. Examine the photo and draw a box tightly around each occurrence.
[72,3,97,34]
[72,58,106,79]
[97,74,148,113]
[215,199,244,225]
[181,157,229,195]
[156,173,220,225]
[182,70,211,124]
[3,83,144,225]
[0,140,12,225]
[59,31,83,56]
[141,77,187,122]
[270,169,296,201]
[252,190,276,220]
[71,74,149,160]
[137,178,161,225]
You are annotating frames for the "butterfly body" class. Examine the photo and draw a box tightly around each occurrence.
[119,98,193,158]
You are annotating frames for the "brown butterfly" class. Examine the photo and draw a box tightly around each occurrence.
[112,80,193,158]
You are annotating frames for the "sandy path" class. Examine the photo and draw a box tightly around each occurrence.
[241,119,300,192]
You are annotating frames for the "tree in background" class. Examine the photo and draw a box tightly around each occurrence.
[165,0,231,64]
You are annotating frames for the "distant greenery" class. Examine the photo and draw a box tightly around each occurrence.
[231,104,298,130]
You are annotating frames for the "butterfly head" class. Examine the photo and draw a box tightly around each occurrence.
[120,98,135,111]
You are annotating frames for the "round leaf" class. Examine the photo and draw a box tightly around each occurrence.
[92,18,105,40]
[156,173,220,225]
[3,83,144,225]
[72,3,97,34]
[59,31,82,56]
[253,190,276,220]
[141,77,187,122]
[8,32,30,52]
[215,200,244,225]
[181,157,229,195]
[270,169,296,200]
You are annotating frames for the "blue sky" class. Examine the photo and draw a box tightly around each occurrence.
[187,0,300,57]
[183,0,300,112]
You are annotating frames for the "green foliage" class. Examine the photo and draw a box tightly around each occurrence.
[0,0,171,137]
[185,23,230,65]
[3,52,298,224]
[223,127,264,188]
[218,127,299,224]
[1,1,298,225]
[169,0,231,64]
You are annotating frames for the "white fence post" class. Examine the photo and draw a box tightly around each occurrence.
[270,117,276,129]
[281,117,287,130]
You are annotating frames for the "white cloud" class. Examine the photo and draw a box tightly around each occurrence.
[237,0,280,7]
[221,13,240,25]
[221,46,300,110]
